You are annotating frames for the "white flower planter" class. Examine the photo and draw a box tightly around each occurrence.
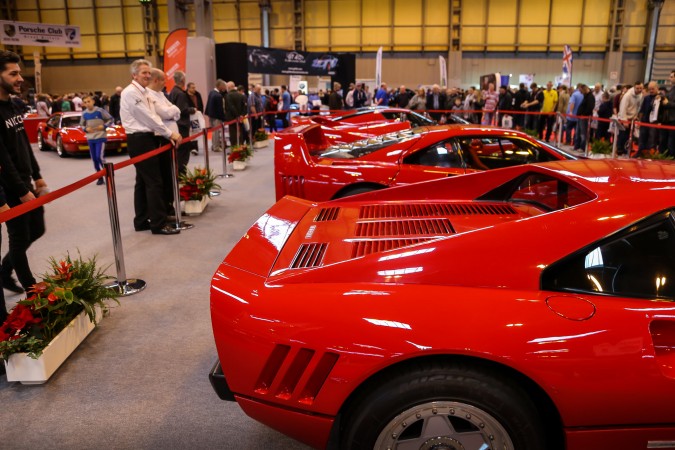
[232,160,247,171]
[4,308,101,385]
[253,139,269,149]
[183,196,210,216]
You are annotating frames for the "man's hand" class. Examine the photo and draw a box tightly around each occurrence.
[20,191,36,203]
[0,203,9,213]
[35,179,47,189]
[170,132,182,146]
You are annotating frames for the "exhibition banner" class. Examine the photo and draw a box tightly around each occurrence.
[247,46,340,76]
[163,28,188,92]
[439,55,447,88]
[0,20,80,47]
[562,44,573,86]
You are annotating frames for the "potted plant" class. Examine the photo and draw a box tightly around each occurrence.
[253,129,269,149]
[179,167,221,215]
[228,144,253,170]
[1,253,119,384]
[589,138,612,158]
[638,148,675,160]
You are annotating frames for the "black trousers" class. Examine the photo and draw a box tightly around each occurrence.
[128,132,167,230]
[2,200,45,291]
[176,123,191,175]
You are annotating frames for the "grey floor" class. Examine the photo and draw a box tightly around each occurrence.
[0,140,312,449]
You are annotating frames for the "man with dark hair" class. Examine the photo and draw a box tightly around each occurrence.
[660,70,675,156]
[577,84,599,152]
[108,86,123,124]
[0,50,49,298]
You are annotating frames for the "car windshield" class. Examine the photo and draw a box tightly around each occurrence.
[535,139,579,161]
[317,129,419,159]
[61,116,81,128]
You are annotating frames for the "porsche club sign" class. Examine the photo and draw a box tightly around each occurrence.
[0,20,81,48]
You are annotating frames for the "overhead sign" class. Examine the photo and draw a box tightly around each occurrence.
[247,46,340,76]
[0,20,80,47]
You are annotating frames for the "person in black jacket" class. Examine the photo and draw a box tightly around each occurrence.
[168,71,194,174]
[224,81,248,146]
[108,86,122,124]
[0,51,49,295]
[575,84,596,151]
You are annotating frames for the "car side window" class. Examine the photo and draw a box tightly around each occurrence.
[542,214,675,300]
[47,116,59,128]
[403,140,464,168]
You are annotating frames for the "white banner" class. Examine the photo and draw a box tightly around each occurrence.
[375,46,382,88]
[439,55,447,88]
[0,20,80,47]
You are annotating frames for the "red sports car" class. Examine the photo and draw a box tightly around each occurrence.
[291,106,467,129]
[275,124,578,201]
[210,159,675,450]
[37,112,127,157]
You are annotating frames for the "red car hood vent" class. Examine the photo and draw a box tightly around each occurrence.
[355,218,454,237]
[314,207,340,222]
[352,238,433,258]
[291,243,328,268]
[360,202,517,218]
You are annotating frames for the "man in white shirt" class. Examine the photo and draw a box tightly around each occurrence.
[120,59,182,235]
[147,68,181,219]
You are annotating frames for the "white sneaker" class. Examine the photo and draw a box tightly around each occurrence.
[191,149,198,155]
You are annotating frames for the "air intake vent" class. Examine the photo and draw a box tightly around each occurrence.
[281,175,305,198]
[290,243,327,268]
[356,219,454,237]
[314,207,340,222]
[360,203,517,219]
[352,238,431,258]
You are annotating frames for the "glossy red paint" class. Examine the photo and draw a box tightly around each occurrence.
[274,124,578,202]
[211,159,675,449]
[36,112,127,156]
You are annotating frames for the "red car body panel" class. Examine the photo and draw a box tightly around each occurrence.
[275,124,577,201]
[37,112,127,155]
[212,159,675,449]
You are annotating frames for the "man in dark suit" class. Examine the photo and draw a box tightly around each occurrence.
[426,84,446,122]
[224,81,247,147]
[168,71,194,175]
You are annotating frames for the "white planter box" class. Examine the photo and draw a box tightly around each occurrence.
[232,160,247,171]
[5,308,101,385]
[183,196,209,216]
[253,139,268,149]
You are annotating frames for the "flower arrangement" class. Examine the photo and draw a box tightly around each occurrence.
[228,144,253,163]
[0,254,119,361]
[590,138,612,155]
[179,167,221,201]
[254,128,269,142]
[638,148,675,160]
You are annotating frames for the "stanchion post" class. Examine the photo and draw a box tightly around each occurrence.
[203,127,220,196]
[103,163,146,296]
[556,113,563,146]
[611,117,623,158]
[168,142,194,231]
[584,116,592,157]
[219,121,234,178]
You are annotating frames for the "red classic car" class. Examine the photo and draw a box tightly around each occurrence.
[210,159,675,449]
[37,112,127,157]
[275,124,578,201]
[291,106,467,129]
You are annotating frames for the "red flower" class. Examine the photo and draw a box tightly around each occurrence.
[47,292,59,304]
[3,304,41,333]
[56,260,73,281]
[31,281,49,295]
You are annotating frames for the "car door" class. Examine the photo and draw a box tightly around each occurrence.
[393,138,467,185]
[44,114,61,147]
[540,211,675,429]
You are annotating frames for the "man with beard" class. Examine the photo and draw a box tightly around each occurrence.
[0,50,49,296]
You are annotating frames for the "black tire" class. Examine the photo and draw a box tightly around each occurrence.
[37,133,47,151]
[333,185,382,199]
[56,136,67,158]
[340,361,548,450]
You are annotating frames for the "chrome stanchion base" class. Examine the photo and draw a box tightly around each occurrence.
[106,278,147,296]
[209,189,221,197]
[168,221,194,230]
[217,173,234,178]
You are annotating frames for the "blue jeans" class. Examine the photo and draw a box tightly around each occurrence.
[575,119,589,150]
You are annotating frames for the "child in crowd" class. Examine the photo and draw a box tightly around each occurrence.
[80,94,113,185]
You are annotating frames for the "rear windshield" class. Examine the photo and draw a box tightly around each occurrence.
[61,116,82,128]
[317,129,419,159]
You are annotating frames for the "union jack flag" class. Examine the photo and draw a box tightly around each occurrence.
[562,45,573,76]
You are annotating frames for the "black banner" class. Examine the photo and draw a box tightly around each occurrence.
[247,46,340,76]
